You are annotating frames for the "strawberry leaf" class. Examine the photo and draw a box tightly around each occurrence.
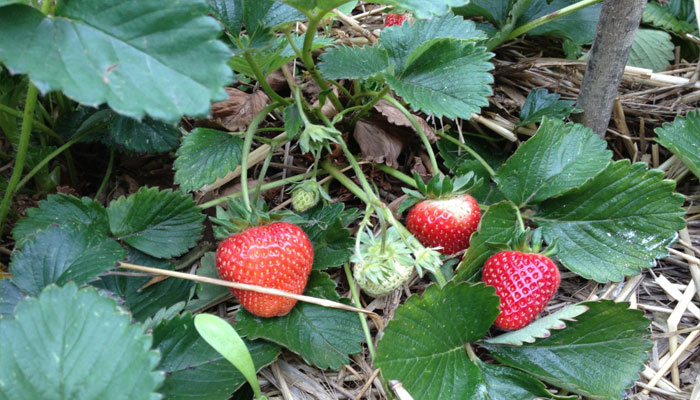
[628,29,675,72]
[375,282,500,399]
[482,301,651,400]
[0,278,25,316]
[12,194,109,248]
[534,161,686,282]
[387,0,471,19]
[108,187,205,259]
[10,224,125,296]
[495,119,612,207]
[96,249,195,321]
[643,1,696,36]
[102,113,180,154]
[655,110,700,179]
[0,283,163,400]
[186,252,231,312]
[174,128,244,192]
[455,202,520,281]
[0,1,232,123]
[385,38,494,119]
[153,313,279,400]
[484,303,589,346]
[235,271,364,370]
[479,362,577,400]
[318,45,389,80]
[297,203,356,270]
[517,89,581,127]
[520,0,602,44]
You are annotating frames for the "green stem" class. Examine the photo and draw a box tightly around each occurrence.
[374,164,416,187]
[15,128,95,192]
[465,343,479,363]
[382,96,440,176]
[199,173,307,209]
[301,11,344,112]
[335,104,370,119]
[0,84,39,233]
[242,51,291,106]
[0,102,57,138]
[504,0,604,43]
[252,141,277,204]
[436,131,496,177]
[95,147,115,199]
[343,263,377,360]
[321,160,369,204]
[239,102,281,213]
[515,205,525,231]
[349,86,390,127]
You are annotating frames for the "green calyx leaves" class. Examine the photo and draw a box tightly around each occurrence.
[400,171,481,213]
[351,227,414,291]
[299,123,341,154]
[211,198,297,239]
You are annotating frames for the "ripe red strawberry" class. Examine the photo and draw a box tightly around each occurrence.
[215,222,314,318]
[406,193,481,255]
[384,13,408,27]
[482,250,560,330]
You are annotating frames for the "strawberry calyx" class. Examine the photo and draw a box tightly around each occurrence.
[489,227,559,258]
[211,198,304,240]
[399,171,482,214]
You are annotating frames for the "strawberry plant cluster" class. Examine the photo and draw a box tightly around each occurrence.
[0,0,698,399]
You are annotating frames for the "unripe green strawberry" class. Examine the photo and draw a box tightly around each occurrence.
[215,222,314,317]
[351,227,415,298]
[354,259,413,298]
[291,180,327,213]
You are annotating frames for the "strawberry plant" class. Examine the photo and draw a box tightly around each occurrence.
[0,0,697,399]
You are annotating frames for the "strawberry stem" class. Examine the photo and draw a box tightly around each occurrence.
[382,95,441,176]
[240,102,282,213]
[375,163,417,187]
[435,131,497,178]
[300,10,344,112]
[465,343,480,363]
[343,262,377,360]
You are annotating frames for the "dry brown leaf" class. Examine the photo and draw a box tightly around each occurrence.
[266,69,288,92]
[353,119,404,167]
[373,100,437,143]
[313,86,340,119]
[209,87,270,131]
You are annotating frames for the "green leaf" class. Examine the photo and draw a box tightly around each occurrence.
[380,13,487,74]
[0,278,25,316]
[479,362,577,400]
[298,203,355,270]
[174,128,244,192]
[0,1,232,123]
[453,0,514,27]
[628,29,675,72]
[483,301,651,400]
[517,89,581,126]
[102,114,180,154]
[208,0,243,33]
[655,110,700,179]
[12,194,109,248]
[643,1,696,36]
[108,187,205,259]
[318,45,389,80]
[0,283,163,400]
[10,224,125,296]
[236,271,364,370]
[283,104,303,139]
[186,252,231,312]
[484,303,589,346]
[153,313,279,400]
[95,249,195,321]
[495,119,611,206]
[387,0,471,19]
[520,0,602,44]
[375,282,500,399]
[534,161,686,282]
[386,39,494,119]
[263,1,307,27]
[194,314,262,396]
[437,134,508,205]
[455,202,521,281]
